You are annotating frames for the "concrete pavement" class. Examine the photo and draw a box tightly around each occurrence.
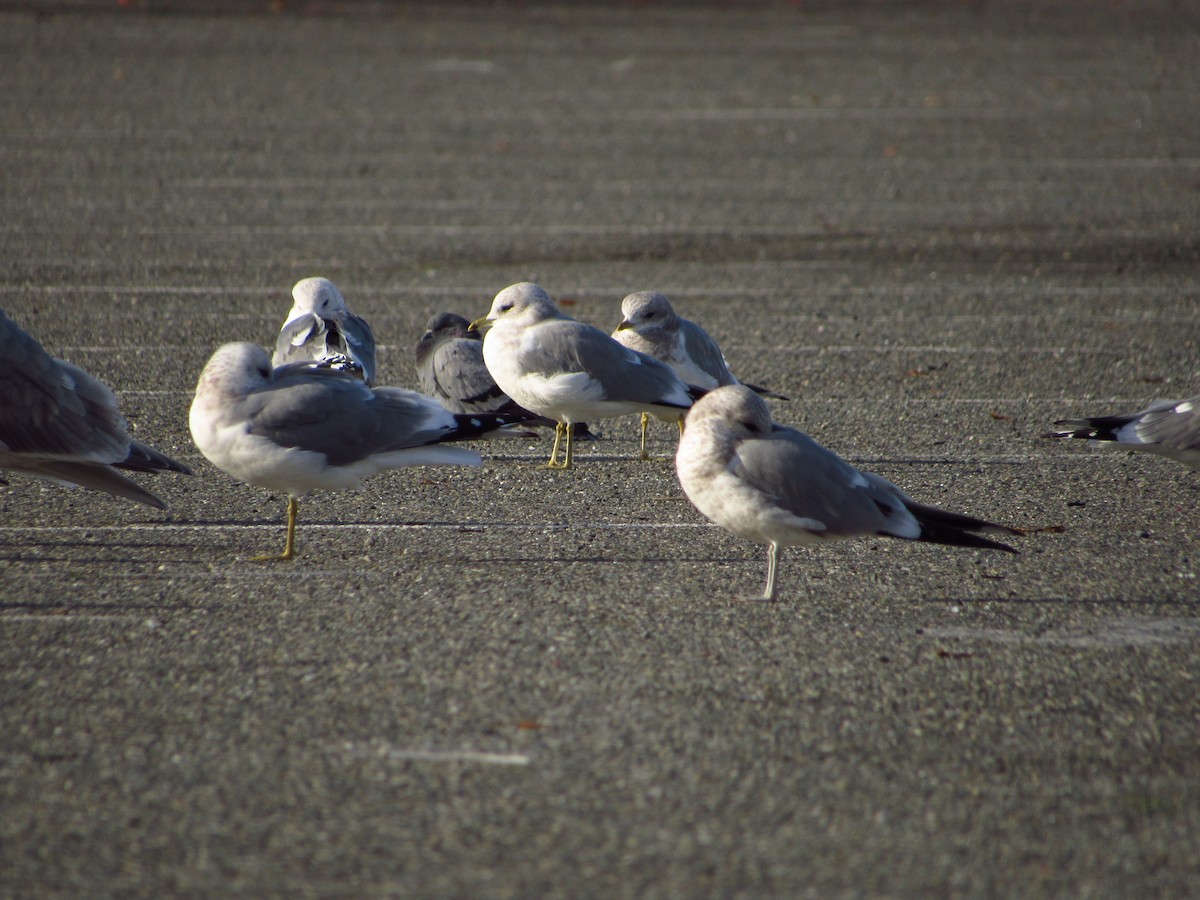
[1,3,1198,896]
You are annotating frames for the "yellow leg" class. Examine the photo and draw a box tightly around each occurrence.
[563,422,575,468]
[548,422,575,469]
[677,416,685,437]
[547,422,565,467]
[252,496,298,562]
[638,412,651,459]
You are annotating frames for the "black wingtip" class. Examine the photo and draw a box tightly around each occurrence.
[446,410,545,441]
[744,381,790,402]
[904,500,1020,554]
[116,441,194,476]
[1046,415,1130,442]
[921,526,1019,554]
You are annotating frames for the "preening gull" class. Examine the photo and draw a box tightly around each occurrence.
[612,290,788,457]
[0,306,191,509]
[272,277,377,385]
[676,385,1018,601]
[470,282,701,468]
[189,342,534,561]
[1047,394,1200,471]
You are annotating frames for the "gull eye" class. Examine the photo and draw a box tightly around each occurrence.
[499,303,514,314]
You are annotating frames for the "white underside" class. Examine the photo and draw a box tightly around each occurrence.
[189,404,481,496]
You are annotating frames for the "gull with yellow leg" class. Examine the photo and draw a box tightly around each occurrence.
[469,282,702,468]
[189,342,534,561]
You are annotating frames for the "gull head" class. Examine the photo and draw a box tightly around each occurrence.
[416,312,475,363]
[616,291,678,336]
[686,384,772,439]
[194,342,274,401]
[289,277,348,317]
[471,282,564,333]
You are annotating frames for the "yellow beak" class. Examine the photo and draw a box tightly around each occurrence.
[469,316,492,333]
[615,319,633,331]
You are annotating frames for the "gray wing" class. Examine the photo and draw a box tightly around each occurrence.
[431,339,508,413]
[0,309,184,506]
[5,459,168,508]
[273,313,329,367]
[273,311,376,384]
[333,311,377,385]
[1052,396,1200,450]
[244,370,462,467]
[520,320,694,407]
[0,311,130,464]
[679,320,738,386]
[1128,397,1200,451]
[733,428,904,538]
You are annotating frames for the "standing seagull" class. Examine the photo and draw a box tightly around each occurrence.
[613,290,788,457]
[0,307,191,509]
[676,385,1018,601]
[1047,394,1200,471]
[272,277,377,385]
[189,342,533,561]
[470,282,702,468]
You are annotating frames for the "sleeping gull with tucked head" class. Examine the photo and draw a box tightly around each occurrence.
[273,277,377,385]
[0,306,191,509]
[189,342,534,561]
[415,311,555,425]
[1047,393,1200,472]
[613,290,789,457]
[676,385,1018,601]
[470,282,702,468]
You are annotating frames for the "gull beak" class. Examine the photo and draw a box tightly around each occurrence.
[469,316,493,333]
[616,319,633,331]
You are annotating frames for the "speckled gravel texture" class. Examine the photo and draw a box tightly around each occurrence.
[1,2,1198,897]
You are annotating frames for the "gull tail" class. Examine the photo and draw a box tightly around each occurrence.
[903,500,1020,554]
[744,381,790,402]
[492,398,558,430]
[448,411,542,442]
[116,440,195,476]
[1045,415,1134,443]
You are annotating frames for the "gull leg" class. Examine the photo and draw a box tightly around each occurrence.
[561,422,576,469]
[548,422,576,469]
[639,412,651,459]
[677,416,686,437]
[547,422,565,467]
[253,496,299,562]
[739,542,780,602]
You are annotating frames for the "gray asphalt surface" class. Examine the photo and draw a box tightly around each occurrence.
[2,2,1199,897]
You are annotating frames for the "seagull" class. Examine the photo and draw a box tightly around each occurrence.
[414,312,599,440]
[1047,394,1200,471]
[0,306,192,509]
[415,312,554,422]
[272,277,377,385]
[612,290,789,457]
[470,282,702,468]
[189,342,535,561]
[676,385,1018,601]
